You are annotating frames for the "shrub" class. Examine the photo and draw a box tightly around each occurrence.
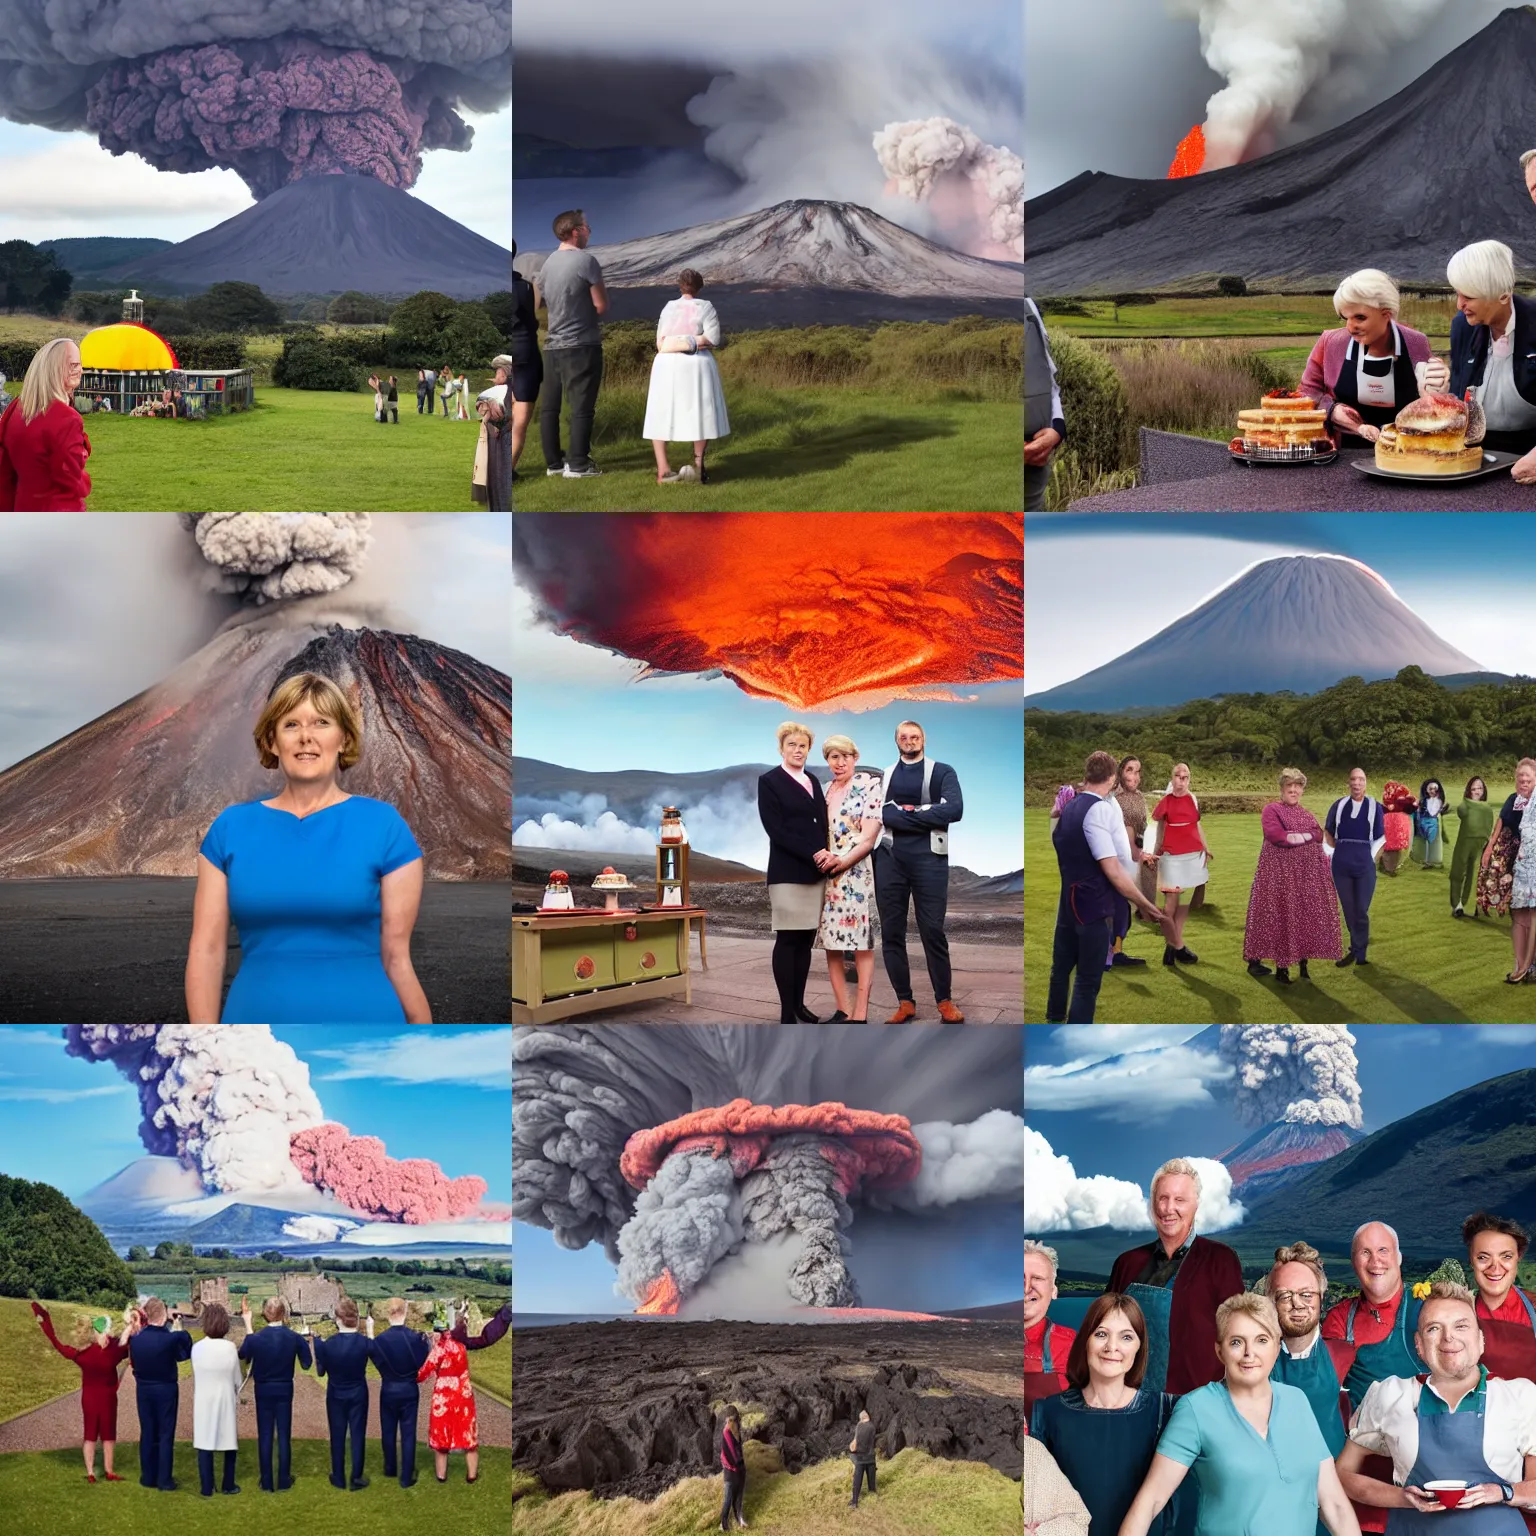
[481,290,515,342]
[1108,340,1289,440]
[1043,327,1129,480]
[327,290,395,324]
[0,342,38,381]
[174,333,248,370]
[1217,275,1248,297]
[389,290,460,355]
[327,329,392,367]
[187,280,283,332]
[271,332,360,391]
[437,301,506,367]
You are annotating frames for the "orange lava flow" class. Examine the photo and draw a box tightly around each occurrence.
[1167,123,1205,178]
[636,1270,681,1315]
[516,513,1021,710]
[620,1099,922,1193]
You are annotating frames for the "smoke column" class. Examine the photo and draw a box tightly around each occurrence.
[1166,0,1449,169]
[873,117,1023,261]
[0,1,510,197]
[180,513,373,604]
[1217,1025,1363,1129]
[288,1123,488,1225]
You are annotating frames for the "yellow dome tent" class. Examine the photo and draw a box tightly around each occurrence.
[79,323,179,371]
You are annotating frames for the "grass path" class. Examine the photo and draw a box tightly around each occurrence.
[1026,800,1536,1024]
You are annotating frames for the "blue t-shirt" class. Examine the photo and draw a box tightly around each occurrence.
[200,795,423,1023]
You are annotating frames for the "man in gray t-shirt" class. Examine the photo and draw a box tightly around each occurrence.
[848,1409,877,1506]
[537,209,608,477]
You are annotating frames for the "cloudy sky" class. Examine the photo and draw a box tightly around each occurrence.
[1027,1,1508,194]
[0,513,510,774]
[1025,512,1534,698]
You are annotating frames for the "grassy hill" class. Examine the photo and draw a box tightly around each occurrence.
[511,1441,1019,1535]
[0,1176,137,1308]
[0,1298,89,1424]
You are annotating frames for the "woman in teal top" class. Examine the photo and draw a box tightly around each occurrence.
[1119,1293,1361,1536]
[1452,775,1495,918]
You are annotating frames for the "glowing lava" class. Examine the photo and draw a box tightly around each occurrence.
[636,1270,681,1315]
[620,1100,923,1195]
[1167,123,1205,178]
[513,513,1022,711]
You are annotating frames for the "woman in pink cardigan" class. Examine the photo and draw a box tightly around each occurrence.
[1299,268,1446,446]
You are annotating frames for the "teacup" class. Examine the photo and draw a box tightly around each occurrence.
[1424,1480,1469,1509]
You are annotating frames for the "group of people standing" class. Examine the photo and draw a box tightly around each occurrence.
[32,1292,507,1496]
[1026,1156,1536,1535]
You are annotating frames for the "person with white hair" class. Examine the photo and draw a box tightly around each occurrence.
[1026,1240,1078,1413]
[1298,268,1440,446]
[1106,1158,1243,1398]
[1438,239,1536,479]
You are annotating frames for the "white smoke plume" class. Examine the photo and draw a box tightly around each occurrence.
[282,1215,361,1243]
[180,513,374,605]
[615,1149,743,1305]
[739,1136,861,1307]
[1025,1127,1245,1234]
[514,785,769,870]
[1166,0,1450,169]
[1217,1025,1363,1129]
[65,1024,324,1193]
[883,1109,1025,1209]
[874,116,1023,260]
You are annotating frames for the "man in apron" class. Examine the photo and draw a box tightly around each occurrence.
[1025,1240,1077,1415]
[1338,1282,1536,1531]
[1026,296,1065,511]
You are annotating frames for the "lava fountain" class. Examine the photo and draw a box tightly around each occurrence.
[512,513,1022,711]
[1167,124,1206,178]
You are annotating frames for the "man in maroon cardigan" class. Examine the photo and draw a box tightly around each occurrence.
[1106,1157,1243,1397]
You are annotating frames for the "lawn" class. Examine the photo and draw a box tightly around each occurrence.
[511,383,1021,510]
[78,387,489,510]
[0,1298,89,1424]
[511,1443,1020,1536]
[1043,292,1462,341]
[1025,794,1536,1024]
[0,1443,512,1536]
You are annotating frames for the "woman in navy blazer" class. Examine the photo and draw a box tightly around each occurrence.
[758,721,830,1022]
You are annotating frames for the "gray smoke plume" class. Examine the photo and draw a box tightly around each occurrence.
[65,1024,325,1192]
[615,1148,743,1304]
[873,116,1023,260]
[1217,1025,1363,1129]
[740,1135,860,1307]
[180,513,373,605]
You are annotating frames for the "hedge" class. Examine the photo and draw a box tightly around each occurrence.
[0,333,246,383]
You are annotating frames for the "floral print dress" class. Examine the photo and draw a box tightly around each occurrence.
[816,772,882,951]
[417,1333,478,1451]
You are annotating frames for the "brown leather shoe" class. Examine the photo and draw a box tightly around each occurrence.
[885,1000,918,1023]
[936,1000,966,1022]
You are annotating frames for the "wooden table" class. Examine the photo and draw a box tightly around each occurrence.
[512,907,706,1023]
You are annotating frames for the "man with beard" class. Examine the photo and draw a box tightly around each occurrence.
[1025,1240,1077,1414]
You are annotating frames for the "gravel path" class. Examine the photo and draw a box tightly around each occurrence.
[0,1371,510,1453]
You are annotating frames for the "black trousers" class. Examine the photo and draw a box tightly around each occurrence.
[327,1385,368,1487]
[379,1384,419,1485]
[874,842,952,1003]
[136,1380,178,1488]
[1025,460,1051,511]
[197,1448,237,1495]
[1046,897,1111,1023]
[416,386,427,413]
[851,1462,877,1504]
[254,1386,295,1490]
[539,344,605,469]
[720,1469,745,1527]
[771,928,816,1021]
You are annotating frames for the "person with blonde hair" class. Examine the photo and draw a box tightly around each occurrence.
[1299,267,1440,446]
[1479,759,1536,930]
[370,1296,432,1486]
[757,721,830,1021]
[316,1297,372,1490]
[1150,762,1211,966]
[0,336,91,510]
[238,1292,313,1492]
[1244,766,1343,985]
[1507,762,1536,983]
[1266,1242,1353,1465]
[31,1301,133,1482]
[813,733,884,1021]
[186,670,429,1023]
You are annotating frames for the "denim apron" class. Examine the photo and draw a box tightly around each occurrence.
[1386,1378,1522,1533]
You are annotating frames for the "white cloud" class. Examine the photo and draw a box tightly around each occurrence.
[1042,1026,1206,1059]
[1024,1044,1231,1121]
[514,811,656,855]
[282,1215,361,1243]
[309,1029,510,1090]
[339,1219,511,1246]
[1473,1026,1536,1046]
[0,1084,131,1104]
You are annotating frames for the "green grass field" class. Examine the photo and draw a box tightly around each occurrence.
[511,1443,1020,1536]
[0,1444,512,1536]
[1043,293,1461,341]
[512,384,1021,510]
[0,1299,90,1424]
[1026,796,1536,1024]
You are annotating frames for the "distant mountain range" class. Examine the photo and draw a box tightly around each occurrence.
[39,237,174,288]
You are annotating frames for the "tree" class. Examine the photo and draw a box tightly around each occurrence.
[128,1245,150,1262]
[388,290,460,356]
[153,1240,177,1260]
[272,332,360,391]
[186,280,282,333]
[481,290,515,341]
[1216,275,1248,298]
[0,240,73,315]
[439,301,506,367]
[260,1250,285,1263]
[327,290,394,325]
[0,1176,137,1306]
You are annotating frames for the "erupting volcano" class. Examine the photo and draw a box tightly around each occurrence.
[1167,124,1205,178]
[513,513,1022,711]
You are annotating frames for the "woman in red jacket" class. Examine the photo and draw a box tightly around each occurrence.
[0,338,91,510]
[32,1301,133,1482]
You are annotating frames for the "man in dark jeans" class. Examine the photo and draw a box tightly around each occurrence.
[1049,751,1175,1023]
[874,720,965,1022]
[538,208,608,477]
[848,1409,877,1506]
[386,375,399,424]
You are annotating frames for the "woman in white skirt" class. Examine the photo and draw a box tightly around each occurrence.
[191,1302,243,1496]
[1150,761,1213,966]
[644,268,730,484]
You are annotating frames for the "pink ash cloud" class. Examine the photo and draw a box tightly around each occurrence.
[289,1122,488,1224]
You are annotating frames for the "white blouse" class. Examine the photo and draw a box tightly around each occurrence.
[656,296,722,347]
[1349,1372,1536,1484]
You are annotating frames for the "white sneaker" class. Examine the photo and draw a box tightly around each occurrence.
[563,463,603,478]
[545,466,565,476]
[676,464,698,481]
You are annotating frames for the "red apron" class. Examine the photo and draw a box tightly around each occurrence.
[1479,1288,1536,1535]
[1024,1320,1071,1416]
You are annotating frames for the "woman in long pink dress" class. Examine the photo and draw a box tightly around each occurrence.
[1244,767,1342,984]
[418,1319,479,1484]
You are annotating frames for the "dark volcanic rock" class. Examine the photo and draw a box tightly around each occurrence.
[511,1318,1023,1499]
[1026,7,1536,292]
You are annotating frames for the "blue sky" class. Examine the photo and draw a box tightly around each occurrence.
[0,1026,510,1202]
[0,110,510,247]
[1027,513,1536,696]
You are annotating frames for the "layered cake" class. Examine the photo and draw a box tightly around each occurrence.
[592,866,631,890]
[1374,393,1483,475]
[1236,389,1331,452]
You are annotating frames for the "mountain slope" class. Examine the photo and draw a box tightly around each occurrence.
[1027,555,1484,711]
[1026,6,1536,292]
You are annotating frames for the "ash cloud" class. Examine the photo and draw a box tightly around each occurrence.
[181,512,373,605]
[1216,1024,1363,1129]
[874,116,1022,260]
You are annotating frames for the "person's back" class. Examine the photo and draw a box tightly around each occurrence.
[852,1418,876,1463]
[541,248,604,350]
[372,1321,432,1382]
[513,272,538,357]
[317,1329,371,1391]
[240,1321,312,1386]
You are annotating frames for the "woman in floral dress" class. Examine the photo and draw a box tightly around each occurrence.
[418,1312,479,1483]
[1496,758,1536,982]
[814,734,885,1022]
[1243,767,1342,985]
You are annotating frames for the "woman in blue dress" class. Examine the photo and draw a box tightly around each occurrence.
[1119,1293,1362,1536]
[1030,1292,1170,1536]
[185,671,431,1023]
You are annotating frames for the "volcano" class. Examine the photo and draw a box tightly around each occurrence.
[105,174,512,299]
[1220,1121,1364,1202]
[0,614,510,878]
[1026,554,1484,712]
[1026,6,1536,292]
